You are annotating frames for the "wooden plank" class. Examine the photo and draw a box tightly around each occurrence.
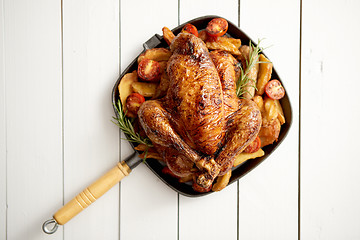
[179,0,238,24]
[3,0,63,239]
[238,0,299,239]
[62,0,120,239]
[0,0,6,238]
[119,1,179,240]
[301,0,360,239]
[178,1,239,240]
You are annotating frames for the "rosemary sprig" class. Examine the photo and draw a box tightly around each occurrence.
[112,99,153,148]
[236,39,264,98]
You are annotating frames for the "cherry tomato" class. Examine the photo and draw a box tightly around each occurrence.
[137,59,161,82]
[125,93,145,118]
[206,18,228,37]
[181,23,198,37]
[265,80,285,100]
[243,136,261,153]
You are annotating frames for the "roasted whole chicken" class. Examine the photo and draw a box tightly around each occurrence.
[138,32,262,189]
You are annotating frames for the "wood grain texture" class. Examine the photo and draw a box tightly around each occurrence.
[62,0,120,239]
[178,1,239,239]
[179,0,238,25]
[0,0,6,238]
[301,0,360,239]
[3,1,360,239]
[238,0,299,239]
[3,0,63,239]
[54,161,130,225]
[119,1,179,239]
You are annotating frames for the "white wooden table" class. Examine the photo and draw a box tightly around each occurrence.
[1,0,360,239]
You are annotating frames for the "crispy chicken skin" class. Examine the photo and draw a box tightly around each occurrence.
[138,33,261,189]
[165,33,225,156]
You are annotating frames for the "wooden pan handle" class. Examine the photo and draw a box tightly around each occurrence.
[53,161,131,225]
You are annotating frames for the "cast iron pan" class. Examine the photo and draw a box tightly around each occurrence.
[43,15,292,234]
[111,15,292,197]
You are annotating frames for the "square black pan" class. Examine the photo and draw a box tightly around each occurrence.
[112,15,292,197]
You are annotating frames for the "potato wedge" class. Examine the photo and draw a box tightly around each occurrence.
[274,99,285,125]
[264,97,279,122]
[253,95,264,113]
[233,148,265,167]
[206,36,241,55]
[238,45,259,99]
[137,48,172,63]
[139,151,163,161]
[131,81,158,98]
[212,170,232,192]
[226,36,242,49]
[256,54,273,95]
[134,143,149,152]
[162,27,175,46]
[118,71,138,112]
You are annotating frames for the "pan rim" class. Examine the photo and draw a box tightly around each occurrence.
[112,15,293,197]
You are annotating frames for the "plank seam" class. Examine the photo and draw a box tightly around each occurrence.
[177,194,180,240]
[298,0,302,239]
[2,0,8,238]
[178,0,180,25]
[238,0,241,29]
[60,0,65,239]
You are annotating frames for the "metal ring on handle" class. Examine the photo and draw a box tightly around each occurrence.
[42,218,59,234]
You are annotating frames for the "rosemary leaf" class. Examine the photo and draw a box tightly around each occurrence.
[112,99,153,148]
[236,39,264,98]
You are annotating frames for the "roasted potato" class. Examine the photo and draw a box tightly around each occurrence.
[233,148,265,167]
[206,36,241,55]
[225,36,242,49]
[137,48,171,63]
[134,143,149,152]
[162,27,175,46]
[118,71,138,112]
[238,45,259,99]
[256,54,273,95]
[264,97,279,122]
[212,170,232,192]
[274,99,285,125]
[253,95,265,113]
[131,81,158,97]
[139,151,163,161]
